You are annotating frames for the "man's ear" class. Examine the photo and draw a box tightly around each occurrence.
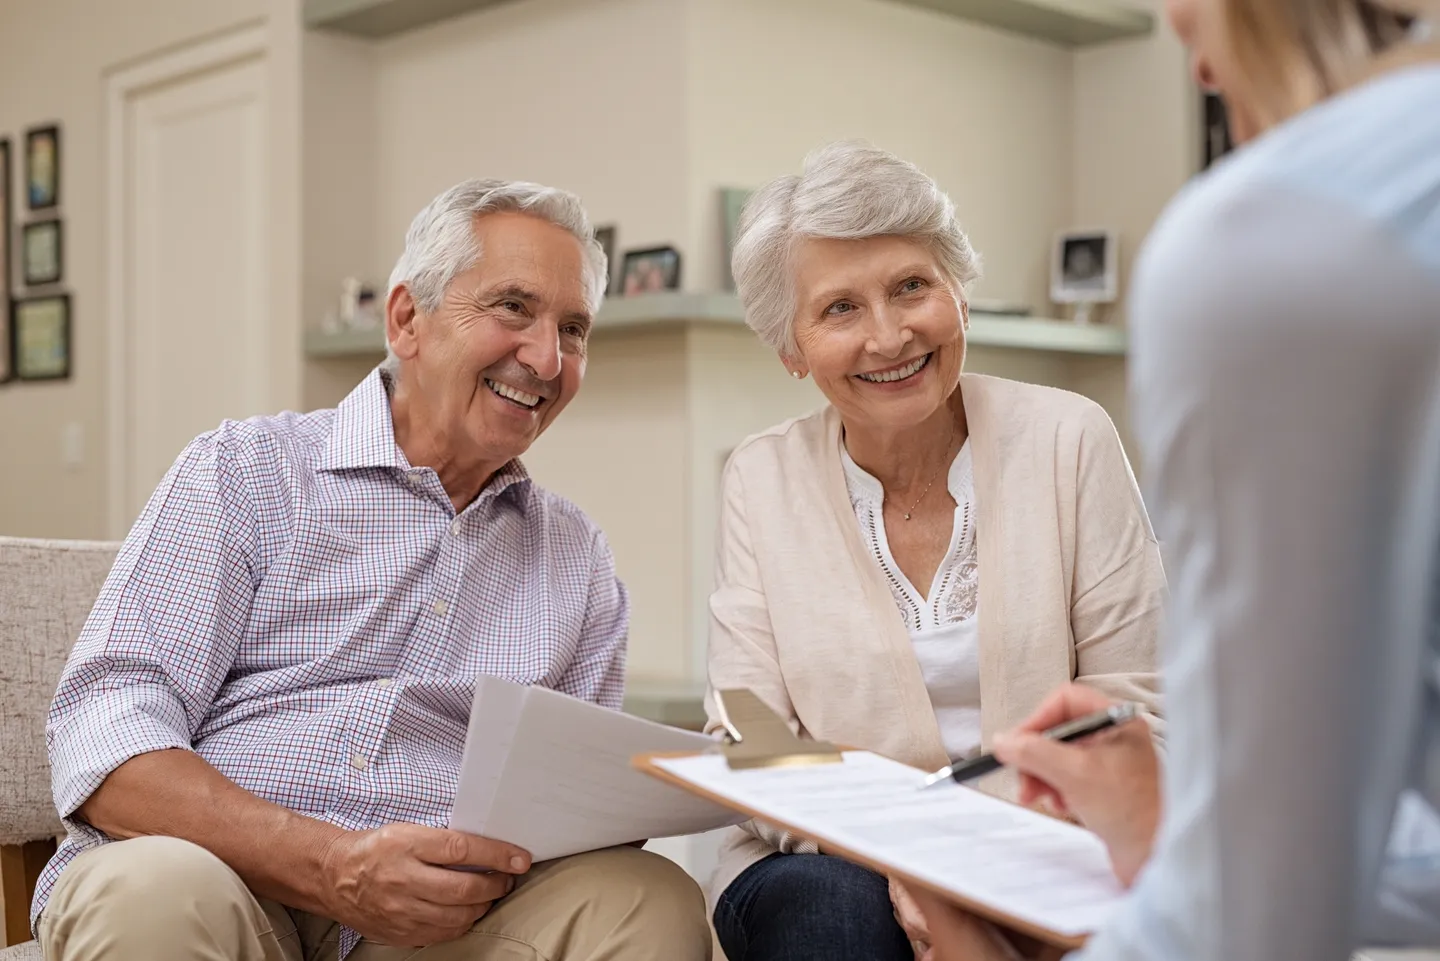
[387,285,420,361]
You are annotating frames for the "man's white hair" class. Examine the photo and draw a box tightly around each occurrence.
[381,178,607,375]
[731,141,982,357]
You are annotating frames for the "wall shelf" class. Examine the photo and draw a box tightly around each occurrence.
[303,291,1128,359]
[303,0,1151,47]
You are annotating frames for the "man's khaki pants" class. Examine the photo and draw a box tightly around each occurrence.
[38,836,712,961]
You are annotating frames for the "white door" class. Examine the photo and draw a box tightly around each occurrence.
[108,29,270,531]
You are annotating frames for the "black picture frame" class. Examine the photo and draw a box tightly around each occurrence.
[1202,93,1233,170]
[21,218,62,286]
[619,245,682,296]
[0,137,11,383]
[25,123,60,211]
[594,224,617,295]
[12,292,71,381]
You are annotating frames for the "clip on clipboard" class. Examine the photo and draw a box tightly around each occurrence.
[712,688,843,769]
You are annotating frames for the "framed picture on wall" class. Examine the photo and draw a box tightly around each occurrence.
[12,292,71,381]
[25,124,60,210]
[22,218,62,286]
[0,137,11,382]
[1202,93,1233,169]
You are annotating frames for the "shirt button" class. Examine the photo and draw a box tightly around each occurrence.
[376,678,393,688]
[406,473,423,489]
[450,519,462,536]
[433,599,448,616]
[350,753,369,771]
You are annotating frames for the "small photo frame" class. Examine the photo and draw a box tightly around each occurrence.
[12,293,71,381]
[1050,229,1118,305]
[594,224,616,295]
[25,124,60,211]
[22,219,62,286]
[620,246,682,296]
[720,188,753,292]
[0,138,11,381]
[1202,93,1233,170]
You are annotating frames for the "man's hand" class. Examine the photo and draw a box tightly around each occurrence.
[318,824,532,947]
[992,683,1161,887]
[889,877,933,959]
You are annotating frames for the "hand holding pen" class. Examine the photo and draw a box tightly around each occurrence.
[992,684,1161,888]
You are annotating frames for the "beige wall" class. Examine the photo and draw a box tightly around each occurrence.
[684,0,1075,312]
[370,0,692,291]
[0,0,303,539]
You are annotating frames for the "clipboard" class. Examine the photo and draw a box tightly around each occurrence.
[632,689,1113,951]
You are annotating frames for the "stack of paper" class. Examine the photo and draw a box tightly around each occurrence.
[450,676,745,862]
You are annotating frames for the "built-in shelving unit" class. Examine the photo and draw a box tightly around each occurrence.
[303,0,1152,47]
[303,291,1128,359]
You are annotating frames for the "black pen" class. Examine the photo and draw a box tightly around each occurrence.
[920,701,1140,789]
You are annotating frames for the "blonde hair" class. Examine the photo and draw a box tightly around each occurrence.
[1221,0,1433,130]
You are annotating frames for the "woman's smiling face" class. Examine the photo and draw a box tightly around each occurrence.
[788,234,967,434]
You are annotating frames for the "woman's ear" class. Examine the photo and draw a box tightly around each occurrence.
[781,354,808,380]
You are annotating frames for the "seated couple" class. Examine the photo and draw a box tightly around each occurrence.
[33,144,1163,961]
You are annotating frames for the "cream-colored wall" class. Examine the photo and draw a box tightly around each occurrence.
[1071,0,1194,326]
[520,327,693,682]
[684,0,1075,313]
[301,31,382,412]
[0,0,303,539]
[370,0,692,292]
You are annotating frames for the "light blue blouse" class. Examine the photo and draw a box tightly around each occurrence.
[1075,61,1440,960]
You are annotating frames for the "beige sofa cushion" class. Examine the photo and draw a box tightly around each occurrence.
[0,537,118,846]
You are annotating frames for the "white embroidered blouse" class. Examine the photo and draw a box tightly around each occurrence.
[840,441,982,761]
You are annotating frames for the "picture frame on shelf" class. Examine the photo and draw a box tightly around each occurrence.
[620,246,682,296]
[12,292,71,381]
[25,124,60,211]
[594,224,616,294]
[1202,93,1233,169]
[1050,228,1118,325]
[21,218,62,286]
[720,188,753,292]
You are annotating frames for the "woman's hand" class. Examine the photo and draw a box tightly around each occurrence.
[907,889,1026,961]
[992,683,1161,887]
[889,877,933,958]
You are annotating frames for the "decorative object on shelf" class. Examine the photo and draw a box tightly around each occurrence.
[11,292,71,381]
[720,188,753,292]
[594,224,616,294]
[324,276,381,334]
[1051,228,1118,325]
[620,246,682,296]
[1202,93,1233,170]
[24,124,59,211]
[21,218,62,286]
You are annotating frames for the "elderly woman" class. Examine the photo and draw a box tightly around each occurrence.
[704,141,1166,961]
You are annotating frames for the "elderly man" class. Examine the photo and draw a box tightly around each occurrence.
[32,180,711,961]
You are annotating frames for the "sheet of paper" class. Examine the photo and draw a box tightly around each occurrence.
[655,751,1125,937]
[450,676,746,862]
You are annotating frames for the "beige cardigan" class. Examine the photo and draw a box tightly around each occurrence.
[704,373,1166,902]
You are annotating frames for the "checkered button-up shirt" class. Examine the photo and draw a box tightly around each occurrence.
[35,369,629,956]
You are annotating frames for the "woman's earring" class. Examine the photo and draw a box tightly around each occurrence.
[791,370,805,379]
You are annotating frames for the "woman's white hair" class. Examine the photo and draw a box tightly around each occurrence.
[382,178,607,375]
[732,141,981,356]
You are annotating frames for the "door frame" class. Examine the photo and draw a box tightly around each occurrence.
[103,23,270,537]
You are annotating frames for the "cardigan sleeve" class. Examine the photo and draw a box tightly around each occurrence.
[1068,402,1168,742]
[705,452,820,857]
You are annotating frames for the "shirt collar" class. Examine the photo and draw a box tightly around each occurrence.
[319,368,406,472]
[317,368,535,503]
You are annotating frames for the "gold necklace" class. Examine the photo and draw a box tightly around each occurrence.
[890,421,956,521]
